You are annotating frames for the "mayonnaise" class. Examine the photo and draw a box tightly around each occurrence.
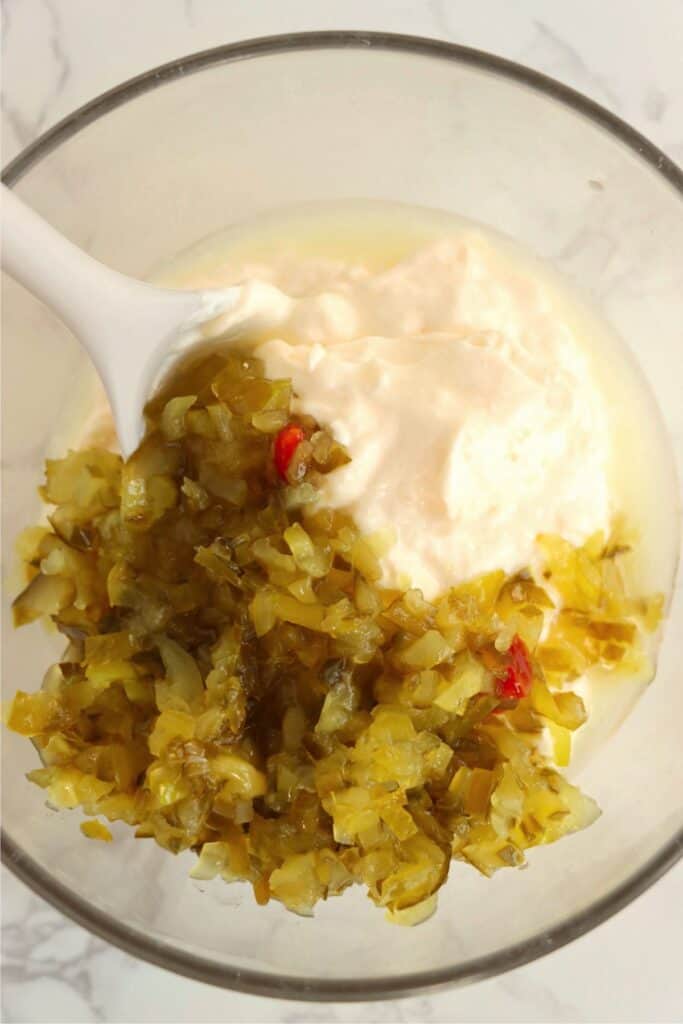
[157,234,611,598]
[249,238,611,597]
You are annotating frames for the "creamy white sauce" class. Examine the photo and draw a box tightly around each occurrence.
[82,200,678,770]
[247,237,612,598]
[155,234,615,598]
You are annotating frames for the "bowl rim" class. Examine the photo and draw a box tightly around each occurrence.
[2,29,682,1003]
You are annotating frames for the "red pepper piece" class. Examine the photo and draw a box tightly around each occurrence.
[273,424,305,481]
[495,635,533,701]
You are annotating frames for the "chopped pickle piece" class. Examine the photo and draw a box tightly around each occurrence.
[13,573,76,626]
[385,892,438,926]
[4,690,57,736]
[81,819,113,842]
[6,352,664,924]
[160,395,197,440]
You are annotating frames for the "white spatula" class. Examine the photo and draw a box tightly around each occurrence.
[1,185,288,457]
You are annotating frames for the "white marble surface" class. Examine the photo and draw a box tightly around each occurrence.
[2,2,682,1021]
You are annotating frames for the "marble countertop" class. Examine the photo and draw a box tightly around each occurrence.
[2,2,682,1021]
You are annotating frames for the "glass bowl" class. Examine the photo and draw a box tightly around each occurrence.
[2,32,682,1002]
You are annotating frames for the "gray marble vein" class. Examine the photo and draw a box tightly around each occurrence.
[528,19,623,109]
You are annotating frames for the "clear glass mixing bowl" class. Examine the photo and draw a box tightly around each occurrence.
[2,32,682,1001]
